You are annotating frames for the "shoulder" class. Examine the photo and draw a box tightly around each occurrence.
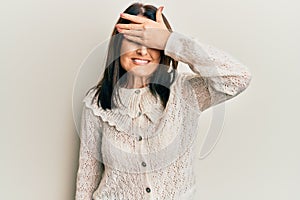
[168,71,201,104]
[83,87,100,107]
[81,88,103,118]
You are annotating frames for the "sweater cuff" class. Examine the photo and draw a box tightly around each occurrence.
[164,31,185,59]
[164,31,208,66]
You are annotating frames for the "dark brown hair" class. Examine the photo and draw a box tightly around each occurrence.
[87,2,178,110]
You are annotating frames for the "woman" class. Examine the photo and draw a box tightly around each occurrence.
[75,3,252,200]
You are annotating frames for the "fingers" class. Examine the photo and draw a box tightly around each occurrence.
[120,13,149,24]
[117,29,143,37]
[116,23,143,37]
[123,35,144,46]
[156,6,164,23]
[115,23,143,30]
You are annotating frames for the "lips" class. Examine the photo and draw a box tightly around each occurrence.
[131,58,150,65]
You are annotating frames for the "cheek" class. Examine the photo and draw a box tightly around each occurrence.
[150,51,161,63]
[120,54,130,70]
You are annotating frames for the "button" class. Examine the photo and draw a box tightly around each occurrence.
[137,111,142,116]
[141,161,147,167]
[138,136,142,141]
[146,187,151,193]
[135,89,140,94]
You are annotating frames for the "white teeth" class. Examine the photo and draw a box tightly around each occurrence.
[132,59,149,64]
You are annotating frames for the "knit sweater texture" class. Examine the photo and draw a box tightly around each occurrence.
[75,32,252,200]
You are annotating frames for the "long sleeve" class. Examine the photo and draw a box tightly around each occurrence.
[165,32,252,112]
[75,104,104,200]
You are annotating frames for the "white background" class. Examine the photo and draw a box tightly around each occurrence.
[1,0,299,199]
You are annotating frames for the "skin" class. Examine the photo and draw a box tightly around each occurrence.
[116,6,171,89]
[120,37,161,88]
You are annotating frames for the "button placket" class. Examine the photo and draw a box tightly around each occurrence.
[132,88,153,197]
[134,90,143,142]
[139,124,152,197]
[131,88,142,140]
[135,110,143,142]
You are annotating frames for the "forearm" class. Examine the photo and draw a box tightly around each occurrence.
[164,32,252,110]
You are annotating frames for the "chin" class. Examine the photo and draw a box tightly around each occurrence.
[128,65,158,77]
[130,70,153,77]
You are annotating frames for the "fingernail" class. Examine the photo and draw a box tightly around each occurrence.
[161,6,164,11]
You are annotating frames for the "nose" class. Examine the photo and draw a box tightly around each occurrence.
[136,45,148,56]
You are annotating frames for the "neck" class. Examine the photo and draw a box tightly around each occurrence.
[123,73,151,89]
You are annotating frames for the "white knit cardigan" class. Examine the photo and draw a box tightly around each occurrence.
[75,32,252,200]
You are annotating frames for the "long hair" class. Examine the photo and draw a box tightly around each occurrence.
[87,3,178,110]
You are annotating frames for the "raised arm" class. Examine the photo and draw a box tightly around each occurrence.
[116,8,252,112]
[164,32,252,112]
[75,104,104,200]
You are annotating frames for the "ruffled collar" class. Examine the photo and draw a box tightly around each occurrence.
[83,86,164,133]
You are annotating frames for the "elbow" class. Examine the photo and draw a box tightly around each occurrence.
[242,67,252,90]
[224,67,252,97]
[235,67,252,95]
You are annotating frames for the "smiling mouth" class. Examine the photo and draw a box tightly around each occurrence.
[131,58,150,65]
